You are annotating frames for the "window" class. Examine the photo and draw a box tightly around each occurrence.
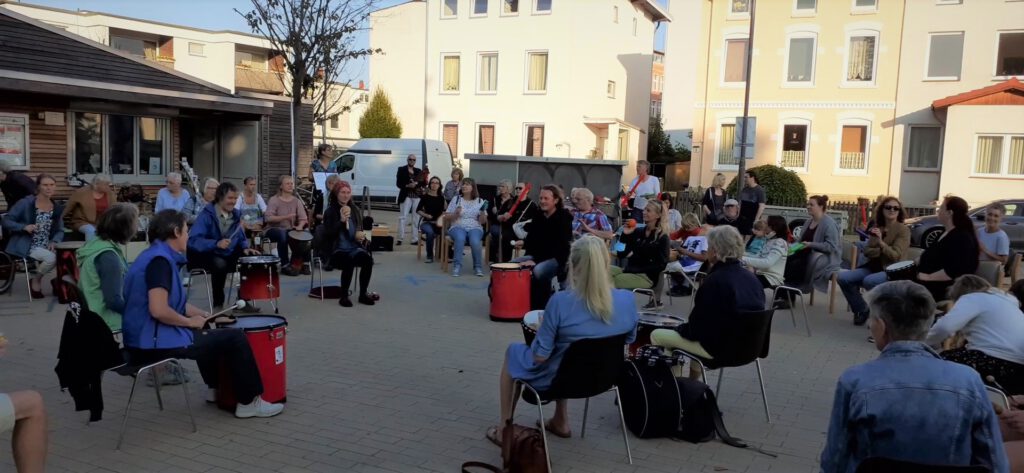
[926,32,964,80]
[473,0,487,15]
[613,5,618,22]
[853,0,878,11]
[717,124,738,167]
[731,0,750,14]
[535,0,551,13]
[781,123,809,169]
[443,0,457,17]
[723,38,749,83]
[526,125,544,156]
[936,0,962,4]
[652,74,663,92]
[845,32,878,84]
[975,135,1024,176]
[839,123,869,172]
[188,42,205,56]
[478,53,498,93]
[503,0,519,14]
[650,100,662,118]
[235,50,267,70]
[478,125,495,153]
[526,52,548,92]
[795,0,817,11]
[995,32,1024,77]
[111,35,156,59]
[330,116,339,129]
[71,112,170,179]
[906,126,942,170]
[443,54,460,92]
[607,80,616,98]
[786,36,816,84]
[442,124,459,159]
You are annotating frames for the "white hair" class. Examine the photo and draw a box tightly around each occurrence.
[706,225,745,261]
[166,172,182,184]
[203,177,219,189]
[575,188,594,205]
[92,174,112,186]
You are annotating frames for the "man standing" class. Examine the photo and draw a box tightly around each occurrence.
[0,161,35,212]
[978,202,1011,266]
[738,170,765,236]
[395,154,422,246]
[623,160,660,223]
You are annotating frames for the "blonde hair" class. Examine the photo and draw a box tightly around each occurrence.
[569,235,614,323]
[712,173,726,188]
[949,274,993,302]
[752,220,768,233]
[645,200,671,238]
[706,225,745,261]
[681,212,700,231]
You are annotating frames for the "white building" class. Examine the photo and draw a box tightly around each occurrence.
[659,0,700,149]
[369,0,670,176]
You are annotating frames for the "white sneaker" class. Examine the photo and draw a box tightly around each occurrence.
[205,388,217,403]
[234,397,284,418]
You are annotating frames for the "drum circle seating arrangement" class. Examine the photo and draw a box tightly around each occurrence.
[215,315,288,410]
[488,262,531,321]
[630,312,685,357]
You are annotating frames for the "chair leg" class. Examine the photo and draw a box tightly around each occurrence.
[150,367,165,411]
[581,398,589,439]
[22,260,31,303]
[828,274,837,315]
[755,360,771,423]
[715,368,725,397]
[612,387,633,465]
[532,390,552,473]
[797,292,811,337]
[173,361,198,433]
[117,374,141,450]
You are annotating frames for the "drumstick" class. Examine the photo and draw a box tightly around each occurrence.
[207,300,246,319]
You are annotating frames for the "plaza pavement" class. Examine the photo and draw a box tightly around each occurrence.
[0,211,885,473]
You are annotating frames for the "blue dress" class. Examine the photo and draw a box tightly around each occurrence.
[506,289,638,391]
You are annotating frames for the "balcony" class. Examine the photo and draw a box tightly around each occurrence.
[839,152,866,170]
[234,66,285,94]
[781,150,806,168]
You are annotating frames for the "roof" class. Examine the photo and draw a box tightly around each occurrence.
[932,78,1024,110]
[583,116,646,132]
[633,0,671,22]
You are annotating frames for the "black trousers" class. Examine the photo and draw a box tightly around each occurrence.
[128,328,264,404]
[187,249,239,307]
[330,249,373,296]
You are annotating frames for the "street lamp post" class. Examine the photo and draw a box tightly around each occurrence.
[737,0,757,183]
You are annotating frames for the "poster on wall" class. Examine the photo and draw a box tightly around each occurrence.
[0,114,29,168]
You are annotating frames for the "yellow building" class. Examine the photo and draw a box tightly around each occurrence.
[689,0,902,201]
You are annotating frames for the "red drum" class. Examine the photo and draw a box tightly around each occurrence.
[217,315,288,410]
[630,312,686,356]
[489,263,531,321]
[55,241,84,303]
[238,256,280,301]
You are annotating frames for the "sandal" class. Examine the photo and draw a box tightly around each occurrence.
[535,419,571,438]
[485,426,502,447]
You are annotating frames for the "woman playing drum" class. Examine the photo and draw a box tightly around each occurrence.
[264,175,309,277]
[320,180,375,307]
[186,182,260,309]
[916,195,979,303]
[837,196,910,326]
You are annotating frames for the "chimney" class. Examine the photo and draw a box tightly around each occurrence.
[359,80,365,90]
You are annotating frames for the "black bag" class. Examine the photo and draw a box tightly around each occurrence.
[369,235,393,252]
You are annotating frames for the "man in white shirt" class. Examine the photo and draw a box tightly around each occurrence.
[623,160,660,223]
[977,203,1010,265]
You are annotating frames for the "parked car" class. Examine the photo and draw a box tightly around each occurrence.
[331,138,455,202]
[905,199,1024,250]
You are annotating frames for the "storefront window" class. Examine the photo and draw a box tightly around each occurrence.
[71,112,169,181]
[74,113,103,174]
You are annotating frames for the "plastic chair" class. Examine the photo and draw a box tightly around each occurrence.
[672,309,775,423]
[855,457,990,472]
[975,260,1004,288]
[511,333,633,472]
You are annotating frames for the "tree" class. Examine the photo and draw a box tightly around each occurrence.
[238,0,381,174]
[358,88,402,138]
[647,114,673,163]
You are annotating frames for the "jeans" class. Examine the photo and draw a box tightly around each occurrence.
[449,226,483,273]
[398,197,420,242]
[837,268,888,314]
[186,249,239,308]
[28,246,56,277]
[264,228,290,263]
[79,224,97,242]
[128,328,264,405]
[420,222,437,259]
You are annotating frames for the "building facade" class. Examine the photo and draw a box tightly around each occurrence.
[651,50,664,118]
[659,0,700,150]
[689,0,901,201]
[315,81,370,152]
[369,0,669,179]
[891,0,1024,208]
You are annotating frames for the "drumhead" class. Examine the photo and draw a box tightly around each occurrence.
[224,315,287,331]
[288,230,313,241]
[886,261,915,271]
[491,263,522,270]
[239,255,280,265]
[55,241,85,249]
[637,312,685,327]
[522,310,543,328]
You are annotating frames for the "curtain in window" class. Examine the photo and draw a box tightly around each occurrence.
[528,53,548,91]
[976,136,1003,174]
[443,56,460,91]
[847,36,875,81]
[479,126,494,154]
[907,127,941,169]
[724,39,748,82]
[1009,137,1024,175]
[480,55,497,91]
[503,0,518,13]
[444,0,457,16]
[718,125,737,166]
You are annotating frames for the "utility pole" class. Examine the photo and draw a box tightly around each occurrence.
[737,0,756,183]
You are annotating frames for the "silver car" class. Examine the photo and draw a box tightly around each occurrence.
[906,199,1024,249]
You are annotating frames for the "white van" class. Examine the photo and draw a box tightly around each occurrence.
[332,138,455,202]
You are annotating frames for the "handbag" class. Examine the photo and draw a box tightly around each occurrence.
[461,420,548,473]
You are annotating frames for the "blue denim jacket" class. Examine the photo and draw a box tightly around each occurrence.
[820,341,1008,473]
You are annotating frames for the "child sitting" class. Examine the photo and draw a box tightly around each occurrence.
[746,220,769,256]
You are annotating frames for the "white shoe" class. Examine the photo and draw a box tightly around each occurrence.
[234,397,284,418]
[205,388,217,403]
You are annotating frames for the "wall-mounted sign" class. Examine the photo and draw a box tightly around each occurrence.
[0,114,29,168]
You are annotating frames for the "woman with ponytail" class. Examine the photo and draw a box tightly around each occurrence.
[917,195,980,302]
[488,235,638,443]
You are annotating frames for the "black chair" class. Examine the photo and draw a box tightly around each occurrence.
[671,309,774,423]
[856,457,990,472]
[511,333,632,472]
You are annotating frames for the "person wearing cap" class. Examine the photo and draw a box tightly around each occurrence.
[718,199,749,235]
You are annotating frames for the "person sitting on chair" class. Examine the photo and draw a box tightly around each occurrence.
[838,196,910,326]
[321,180,375,308]
[2,173,64,300]
[264,176,310,277]
[925,275,1024,395]
[77,203,137,331]
[63,174,115,241]
[123,209,283,419]
[716,199,749,234]
[612,200,669,310]
[496,182,538,263]
[186,182,259,310]
[182,178,218,225]
[649,225,764,380]
[155,172,191,213]
[570,187,614,241]
[487,235,638,444]
[444,177,488,277]
[513,185,574,310]
[916,195,979,303]
[0,335,48,473]
[820,280,1007,472]
[784,195,841,300]
[237,176,267,234]
[742,215,789,290]
[417,176,446,264]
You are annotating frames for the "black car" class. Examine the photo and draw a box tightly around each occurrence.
[906,199,1023,250]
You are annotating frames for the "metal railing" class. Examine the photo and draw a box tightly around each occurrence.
[839,152,866,170]
[780,150,806,168]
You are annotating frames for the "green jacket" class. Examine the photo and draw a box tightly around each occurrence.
[77,239,127,331]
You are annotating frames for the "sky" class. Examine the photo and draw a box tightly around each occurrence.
[21,0,666,84]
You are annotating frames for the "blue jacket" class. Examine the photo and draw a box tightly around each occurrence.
[187,203,248,256]
[820,341,1008,473]
[122,240,192,349]
[1,195,64,258]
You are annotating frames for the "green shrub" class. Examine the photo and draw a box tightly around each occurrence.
[726,165,807,206]
[358,88,402,138]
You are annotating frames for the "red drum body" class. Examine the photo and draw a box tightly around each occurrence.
[238,256,280,301]
[489,263,531,321]
[217,315,288,410]
[630,312,686,356]
[55,241,84,303]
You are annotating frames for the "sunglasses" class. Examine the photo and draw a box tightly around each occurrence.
[883,205,901,211]
[515,187,524,190]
